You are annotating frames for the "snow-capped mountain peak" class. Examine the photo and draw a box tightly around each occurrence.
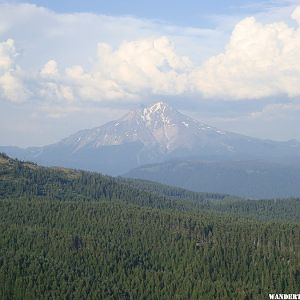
[3,101,300,176]
[146,101,167,112]
[60,101,227,152]
[142,101,171,116]
[141,102,175,124]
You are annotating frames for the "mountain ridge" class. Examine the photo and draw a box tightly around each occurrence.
[1,101,300,175]
[124,158,300,199]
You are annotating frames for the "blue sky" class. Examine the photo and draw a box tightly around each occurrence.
[0,0,300,146]
[11,0,267,26]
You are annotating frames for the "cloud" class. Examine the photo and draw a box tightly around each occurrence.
[193,7,300,100]
[0,2,219,69]
[37,37,193,103]
[249,102,300,120]
[39,60,131,103]
[0,38,15,70]
[291,6,300,24]
[1,2,300,108]
[40,60,59,77]
[0,38,28,103]
[94,37,192,96]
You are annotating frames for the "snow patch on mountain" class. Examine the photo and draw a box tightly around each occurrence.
[60,101,224,153]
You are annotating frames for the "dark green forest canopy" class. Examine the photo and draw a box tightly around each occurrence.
[119,177,300,223]
[0,153,300,299]
[1,152,299,222]
[1,199,300,300]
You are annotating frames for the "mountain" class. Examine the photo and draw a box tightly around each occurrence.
[125,159,300,199]
[1,101,300,175]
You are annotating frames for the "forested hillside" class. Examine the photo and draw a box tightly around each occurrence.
[1,153,299,222]
[0,153,177,209]
[0,153,299,299]
[121,177,300,223]
[125,159,300,199]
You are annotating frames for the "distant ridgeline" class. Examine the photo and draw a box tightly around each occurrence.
[2,101,300,200]
[124,159,300,199]
[0,153,299,299]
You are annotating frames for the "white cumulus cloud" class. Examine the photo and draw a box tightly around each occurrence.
[37,37,193,103]
[193,6,300,100]
[291,6,300,24]
[2,3,300,107]
[94,36,192,96]
[40,60,59,77]
[0,39,28,103]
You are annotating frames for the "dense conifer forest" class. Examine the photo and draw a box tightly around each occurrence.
[0,153,299,299]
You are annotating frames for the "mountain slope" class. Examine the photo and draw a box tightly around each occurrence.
[0,152,177,209]
[125,159,300,199]
[1,152,300,222]
[1,101,300,175]
[1,153,300,299]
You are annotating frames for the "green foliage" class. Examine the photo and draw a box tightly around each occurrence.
[121,177,300,223]
[210,198,300,223]
[0,153,299,299]
[0,199,299,299]
[1,153,299,222]
[0,153,177,209]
